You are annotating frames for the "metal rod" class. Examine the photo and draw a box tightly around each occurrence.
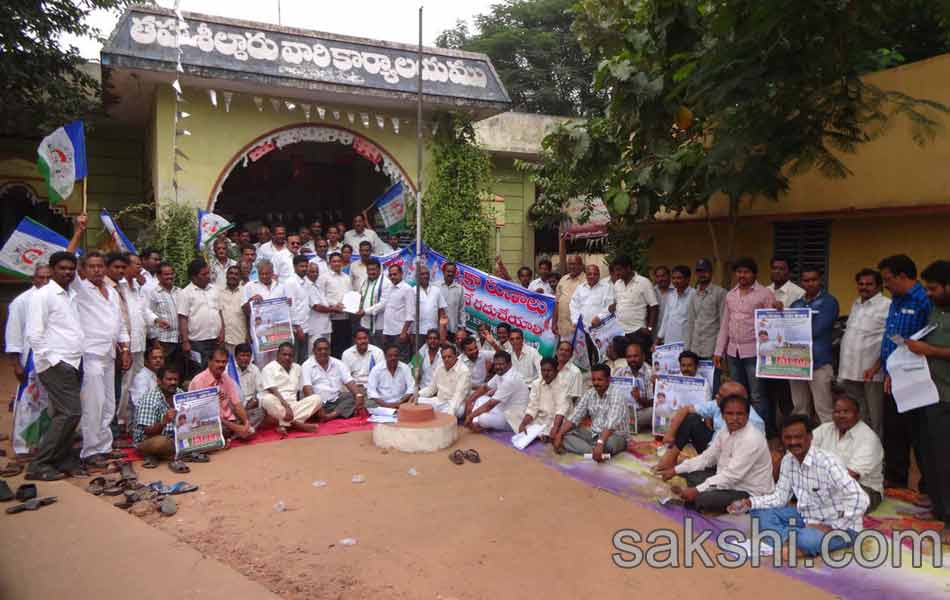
[414,4,423,378]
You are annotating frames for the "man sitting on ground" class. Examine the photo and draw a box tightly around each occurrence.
[189,347,255,441]
[508,327,542,385]
[552,364,629,462]
[729,415,870,559]
[129,345,165,424]
[341,327,385,393]
[518,358,570,442]
[418,344,471,418]
[459,336,495,389]
[612,341,653,430]
[464,351,529,433]
[134,365,189,472]
[658,393,774,513]
[812,391,884,511]
[301,337,364,421]
[261,342,321,435]
[367,344,416,408]
[234,343,266,429]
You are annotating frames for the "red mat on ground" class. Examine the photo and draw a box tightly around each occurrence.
[119,415,374,462]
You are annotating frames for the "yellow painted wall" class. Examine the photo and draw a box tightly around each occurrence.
[491,156,535,269]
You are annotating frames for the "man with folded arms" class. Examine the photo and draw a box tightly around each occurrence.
[189,347,255,441]
[366,344,416,409]
[519,358,570,442]
[261,342,321,435]
[552,364,629,461]
[658,393,774,513]
[418,344,471,418]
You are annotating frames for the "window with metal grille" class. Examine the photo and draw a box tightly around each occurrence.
[772,220,830,282]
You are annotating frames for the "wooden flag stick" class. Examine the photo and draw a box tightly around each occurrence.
[82,178,88,251]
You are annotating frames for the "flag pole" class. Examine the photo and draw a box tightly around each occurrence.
[82,177,88,251]
[413,4,423,387]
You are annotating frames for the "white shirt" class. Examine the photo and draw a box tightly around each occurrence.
[526,377,572,435]
[237,362,263,407]
[119,279,157,353]
[26,279,84,372]
[382,280,415,336]
[341,344,385,386]
[769,280,805,308]
[485,368,531,432]
[129,367,158,410]
[304,283,332,336]
[317,270,352,320]
[528,277,554,296]
[300,356,353,403]
[358,276,387,332]
[308,255,328,279]
[282,274,311,327]
[260,360,302,400]
[140,269,158,291]
[569,279,615,328]
[813,421,884,494]
[676,423,775,496]
[177,282,221,341]
[4,286,38,363]
[350,260,370,293]
[242,279,286,305]
[556,362,585,400]
[71,277,129,357]
[343,228,390,254]
[435,280,466,332]
[416,284,447,334]
[509,344,542,385]
[146,284,180,343]
[657,287,695,344]
[419,360,471,415]
[461,349,495,387]
[614,274,658,333]
[839,293,891,382]
[367,361,415,403]
[209,257,237,289]
[415,346,443,387]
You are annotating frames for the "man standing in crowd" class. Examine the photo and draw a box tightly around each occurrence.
[554,255,584,341]
[570,264,615,331]
[344,214,389,254]
[876,254,931,489]
[714,257,776,437]
[147,262,181,370]
[139,247,162,290]
[789,269,839,424]
[177,258,223,373]
[356,259,386,346]
[528,259,554,295]
[326,226,343,254]
[255,225,271,252]
[437,262,466,337]
[906,260,950,545]
[382,264,414,361]
[319,253,352,358]
[24,251,84,480]
[613,255,658,338]
[415,329,443,388]
[242,259,285,314]
[5,264,50,384]
[283,255,313,363]
[685,258,726,391]
[219,266,248,355]
[209,237,236,289]
[553,364,629,461]
[656,265,694,346]
[416,266,447,344]
[260,225,294,281]
[110,252,156,432]
[838,268,890,437]
[768,257,805,309]
[350,241,374,292]
[653,265,673,329]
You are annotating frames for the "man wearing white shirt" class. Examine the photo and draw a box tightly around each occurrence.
[464,351,530,433]
[767,257,806,308]
[436,262,466,336]
[415,329,443,387]
[260,343,320,435]
[241,260,286,313]
[301,338,364,421]
[367,344,416,408]
[418,344,471,417]
[569,264,615,330]
[554,341,585,405]
[381,264,415,361]
[349,241,375,292]
[309,237,329,274]
[508,328,542,385]
[139,247,162,291]
[838,268,890,437]
[460,336,495,388]
[519,358,570,439]
[219,266,248,355]
[282,255,313,363]
[254,225,271,253]
[416,266,447,342]
[653,265,673,333]
[25,250,85,480]
[326,226,344,254]
[209,237,237,289]
[813,393,885,511]
[177,259,223,373]
[5,264,50,382]
[659,393,775,513]
[656,265,695,345]
[341,328,385,389]
[318,253,352,358]
[129,346,165,425]
[612,255,658,336]
[527,259,555,295]
[355,259,386,346]
[343,214,388,254]
[304,262,334,346]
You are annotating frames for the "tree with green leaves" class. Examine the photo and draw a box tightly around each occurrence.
[436,0,604,116]
[0,0,133,136]
[525,0,950,278]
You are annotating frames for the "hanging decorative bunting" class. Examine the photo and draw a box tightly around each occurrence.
[317,106,326,120]
[361,113,370,128]
[270,98,280,112]
[171,79,182,95]
[175,147,190,160]
[174,162,184,173]
[178,111,191,119]
[222,91,233,113]
[176,128,191,136]
[432,120,439,136]
[391,117,400,134]
[208,89,218,108]
[300,103,312,120]
[332,110,341,120]
[375,115,385,129]
[284,100,297,112]
[177,62,185,73]
[253,96,264,111]
[347,112,355,124]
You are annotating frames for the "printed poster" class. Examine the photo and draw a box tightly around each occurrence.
[172,386,225,457]
[653,342,684,376]
[697,359,715,390]
[652,374,708,436]
[588,313,625,364]
[610,376,639,434]
[250,296,294,367]
[754,308,813,380]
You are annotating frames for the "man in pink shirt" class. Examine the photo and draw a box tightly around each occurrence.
[714,257,777,438]
[188,347,256,441]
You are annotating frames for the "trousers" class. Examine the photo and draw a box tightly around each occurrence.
[562,427,627,456]
[727,355,773,437]
[117,351,144,427]
[418,394,466,419]
[80,353,116,460]
[136,434,175,459]
[28,362,83,476]
[683,468,750,513]
[790,364,834,424]
[916,401,950,525]
[674,413,714,453]
[749,506,857,556]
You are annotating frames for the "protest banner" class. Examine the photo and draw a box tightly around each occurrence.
[653,342,684,375]
[652,374,708,436]
[250,296,294,367]
[588,313,625,363]
[610,376,639,433]
[754,308,813,380]
[172,386,225,457]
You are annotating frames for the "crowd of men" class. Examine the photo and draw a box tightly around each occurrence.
[5,210,950,552]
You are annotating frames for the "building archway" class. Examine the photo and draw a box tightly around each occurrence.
[209,124,415,233]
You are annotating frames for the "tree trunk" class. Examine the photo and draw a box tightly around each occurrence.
[721,195,740,288]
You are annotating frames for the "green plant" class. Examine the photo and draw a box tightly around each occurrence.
[422,113,495,271]
[146,200,198,288]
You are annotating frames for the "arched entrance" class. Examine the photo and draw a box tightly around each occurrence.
[209,124,415,233]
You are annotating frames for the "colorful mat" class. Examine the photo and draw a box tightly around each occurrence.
[489,432,950,599]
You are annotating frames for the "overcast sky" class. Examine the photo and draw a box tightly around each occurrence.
[65,0,496,59]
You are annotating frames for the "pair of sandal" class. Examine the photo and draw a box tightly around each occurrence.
[449,449,481,465]
[0,481,36,502]
[86,476,139,497]
[6,496,57,514]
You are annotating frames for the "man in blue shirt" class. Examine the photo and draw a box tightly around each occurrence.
[789,269,839,424]
[875,254,932,489]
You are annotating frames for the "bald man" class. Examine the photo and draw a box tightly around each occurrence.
[654,381,766,473]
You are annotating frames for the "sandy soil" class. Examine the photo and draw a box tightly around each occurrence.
[0,371,832,600]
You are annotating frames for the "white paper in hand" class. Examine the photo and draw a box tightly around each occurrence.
[341,291,362,314]
[887,345,939,413]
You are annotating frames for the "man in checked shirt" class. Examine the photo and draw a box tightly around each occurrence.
[729,415,869,559]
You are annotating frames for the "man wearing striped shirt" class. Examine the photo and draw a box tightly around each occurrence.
[731,415,869,558]
[553,363,629,461]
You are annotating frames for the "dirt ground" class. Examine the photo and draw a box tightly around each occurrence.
[0,371,832,600]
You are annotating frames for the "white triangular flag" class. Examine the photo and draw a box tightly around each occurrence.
[172,80,182,95]
[376,115,385,129]
[208,89,218,108]
[223,91,233,113]
[253,97,264,111]
[270,98,280,112]
[391,117,400,134]
[317,106,326,119]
